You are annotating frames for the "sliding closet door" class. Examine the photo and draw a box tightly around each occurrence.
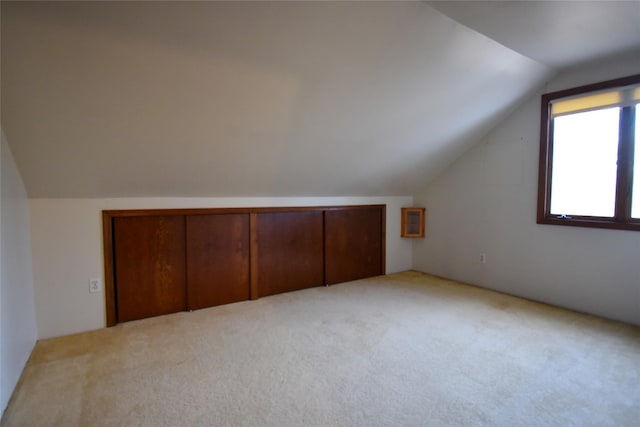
[113,215,186,322]
[255,211,324,297]
[325,207,383,285]
[186,214,250,310]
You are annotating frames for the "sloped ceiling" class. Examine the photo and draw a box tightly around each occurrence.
[430,1,640,70]
[2,1,556,197]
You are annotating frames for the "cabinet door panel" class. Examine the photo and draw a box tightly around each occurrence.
[114,215,186,322]
[325,208,383,285]
[256,211,324,297]
[186,214,250,310]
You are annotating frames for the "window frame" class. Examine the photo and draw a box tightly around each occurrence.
[537,74,640,232]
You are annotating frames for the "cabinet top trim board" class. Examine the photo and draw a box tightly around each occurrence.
[103,204,386,218]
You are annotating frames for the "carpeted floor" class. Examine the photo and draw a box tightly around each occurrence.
[3,271,640,426]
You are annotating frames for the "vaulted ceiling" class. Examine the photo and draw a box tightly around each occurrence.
[1,1,638,198]
[430,1,640,69]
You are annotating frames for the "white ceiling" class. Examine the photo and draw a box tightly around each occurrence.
[1,1,635,198]
[429,1,640,69]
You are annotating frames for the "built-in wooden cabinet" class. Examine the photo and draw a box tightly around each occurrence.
[401,207,425,238]
[113,215,187,322]
[186,214,250,310]
[254,211,324,298]
[104,205,385,325]
[325,207,383,285]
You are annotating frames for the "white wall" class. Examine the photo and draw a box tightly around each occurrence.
[30,196,413,339]
[0,134,38,415]
[413,53,640,326]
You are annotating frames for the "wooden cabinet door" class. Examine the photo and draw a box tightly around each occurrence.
[114,215,186,322]
[186,214,250,310]
[325,207,383,285]
[255,211,324,297]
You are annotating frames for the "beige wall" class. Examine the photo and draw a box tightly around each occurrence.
[1,134,37,415]
[30,196,413,339]
[413,53,640,326]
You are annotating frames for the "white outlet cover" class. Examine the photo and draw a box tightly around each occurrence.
[89,278,102,293]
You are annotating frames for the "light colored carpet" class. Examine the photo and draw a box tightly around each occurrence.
[3,271,640,426]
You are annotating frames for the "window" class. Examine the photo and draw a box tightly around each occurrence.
[538,74,640,231]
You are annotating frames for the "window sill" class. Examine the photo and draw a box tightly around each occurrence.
[537,216,640,232]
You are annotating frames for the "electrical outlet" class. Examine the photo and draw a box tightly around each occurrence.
[89,278,102,293]
[480,253,487,264]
